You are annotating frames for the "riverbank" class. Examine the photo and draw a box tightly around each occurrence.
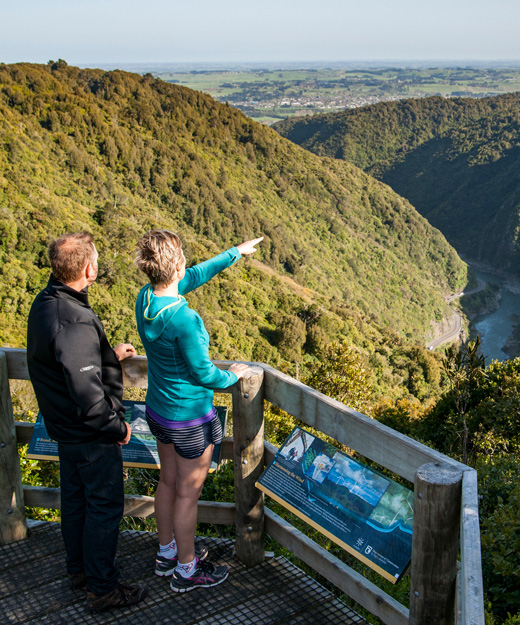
[425,274,489,350]
[461,256,520,293]
[469,269,520,361]
[459,282,501,319]
[424,267,520,361]
[502,317,520,357]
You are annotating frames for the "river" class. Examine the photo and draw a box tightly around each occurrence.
[471,269,520,363]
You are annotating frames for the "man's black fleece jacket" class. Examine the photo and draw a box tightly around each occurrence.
[27,276,128,444]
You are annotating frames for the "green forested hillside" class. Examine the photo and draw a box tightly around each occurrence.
[0,62,467,398]
[274,94,520,276]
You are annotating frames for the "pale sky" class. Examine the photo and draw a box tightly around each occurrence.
[2,0,520,66]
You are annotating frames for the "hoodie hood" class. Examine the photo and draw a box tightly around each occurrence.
[137,285,187,342]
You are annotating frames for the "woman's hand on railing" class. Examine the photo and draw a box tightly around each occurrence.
[229,363,249,380]
[236,237,264,256]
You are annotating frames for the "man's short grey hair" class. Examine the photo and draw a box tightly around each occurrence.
[48,232,96,283]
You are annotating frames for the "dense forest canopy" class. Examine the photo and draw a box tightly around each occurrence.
[274,94,520,276]
[0,62,466,389]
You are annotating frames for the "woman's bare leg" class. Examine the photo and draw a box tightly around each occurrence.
[173,444,213,564]
[155,440,178,546]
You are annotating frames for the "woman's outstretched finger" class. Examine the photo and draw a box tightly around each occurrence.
[236,236,264,255]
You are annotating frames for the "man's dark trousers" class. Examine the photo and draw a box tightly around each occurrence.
[58,440,124,596]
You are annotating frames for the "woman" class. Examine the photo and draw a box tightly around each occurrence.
[135,230,262,593]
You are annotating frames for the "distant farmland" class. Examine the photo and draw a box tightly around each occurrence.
[153,65,520,123]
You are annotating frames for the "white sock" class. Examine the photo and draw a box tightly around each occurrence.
[176,557,198,578]
[158,538,177,559]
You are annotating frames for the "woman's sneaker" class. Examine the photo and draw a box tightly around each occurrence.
[170,560,228,593]
[155,544,209,577]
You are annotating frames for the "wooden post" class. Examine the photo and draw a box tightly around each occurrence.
[409,462,463,625]
[0,351,27,545]
[232,365,265,566]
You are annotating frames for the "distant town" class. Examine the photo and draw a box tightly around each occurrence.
[146,65,520,124]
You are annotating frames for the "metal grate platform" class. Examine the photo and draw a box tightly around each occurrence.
[1,522,369,624]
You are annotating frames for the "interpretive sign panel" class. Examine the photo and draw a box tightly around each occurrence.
[116,400,160,468]
[27,403,227,472]
[256,426,413,582]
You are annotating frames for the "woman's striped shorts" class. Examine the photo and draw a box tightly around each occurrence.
[145,412,223,460]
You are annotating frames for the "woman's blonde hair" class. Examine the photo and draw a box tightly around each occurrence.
[135,229,183,286]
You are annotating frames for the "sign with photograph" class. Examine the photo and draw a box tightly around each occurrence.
[256,426,413,582]
[116,400,160,468]
[27,403,227,472]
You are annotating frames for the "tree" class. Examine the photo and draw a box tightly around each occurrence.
[305,342,373,412]
[277,315,306,362]
[441,337,487,463]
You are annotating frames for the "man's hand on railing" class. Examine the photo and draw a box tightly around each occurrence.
[114,343,137,361]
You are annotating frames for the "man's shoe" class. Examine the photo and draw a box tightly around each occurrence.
[68,571,87,591]
[155,543,209,577]
[86,582,147,612]
[170,560,228,593]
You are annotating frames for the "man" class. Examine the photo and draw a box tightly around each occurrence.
[27,232,146,612]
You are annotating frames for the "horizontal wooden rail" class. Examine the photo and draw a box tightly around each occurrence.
[265,508,409,625]
[23,485,236,524]
[3,348,29,380]
[14,422,36,446]
[2,348,235,392]
[260,363,467,483]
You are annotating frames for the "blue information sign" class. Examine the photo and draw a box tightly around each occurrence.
[27,402,227,472]
[256,426,413,582]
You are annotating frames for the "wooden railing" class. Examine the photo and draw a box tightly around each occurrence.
[0,348,484,625]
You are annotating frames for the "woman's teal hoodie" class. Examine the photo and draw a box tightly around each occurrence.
[135,248,241,421]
